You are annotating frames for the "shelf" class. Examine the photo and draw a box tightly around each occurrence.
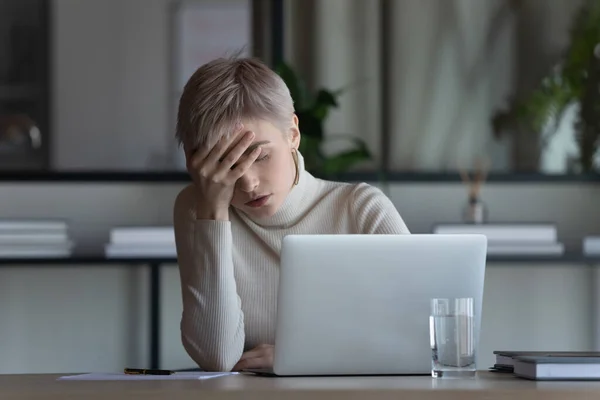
[0,253,598,266]
[487,253,600,264]
[0,171,599,183]
[0,254,177,266]
[0,171,192,183]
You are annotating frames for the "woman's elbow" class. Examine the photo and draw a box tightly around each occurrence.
[181,331,241,372]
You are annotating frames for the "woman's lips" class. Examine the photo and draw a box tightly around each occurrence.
[245,195,271,208]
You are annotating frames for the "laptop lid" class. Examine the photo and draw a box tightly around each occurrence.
[272,234,487,376]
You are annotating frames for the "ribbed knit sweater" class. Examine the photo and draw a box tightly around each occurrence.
[173,154,410,371]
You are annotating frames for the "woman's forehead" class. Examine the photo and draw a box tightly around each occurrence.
[241,119,284,141]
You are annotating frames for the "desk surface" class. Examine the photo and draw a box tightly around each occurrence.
[2,372,600,400]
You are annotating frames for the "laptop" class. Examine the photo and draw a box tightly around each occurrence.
[246,233,487,377]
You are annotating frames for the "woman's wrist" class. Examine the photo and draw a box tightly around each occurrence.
[195,203,230,221]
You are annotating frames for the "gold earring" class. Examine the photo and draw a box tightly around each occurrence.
[292,149,300,186]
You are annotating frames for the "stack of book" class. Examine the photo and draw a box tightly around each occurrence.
[104,226,176,258]
[0,219,73,258]
[491,350,600,380]
[433,223,564,256]
[583,236,600,256]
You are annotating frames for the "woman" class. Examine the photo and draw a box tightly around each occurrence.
[173,56,410,372]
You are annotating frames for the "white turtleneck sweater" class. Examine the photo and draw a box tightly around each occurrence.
[173,155,410,371]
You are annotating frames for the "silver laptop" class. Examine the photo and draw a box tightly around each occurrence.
[248,234,487,377]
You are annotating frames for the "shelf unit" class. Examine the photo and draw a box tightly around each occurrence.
[0,254,176,370]
[1,252,598,369]
[1,171,598,368]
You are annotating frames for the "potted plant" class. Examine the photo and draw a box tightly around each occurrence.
[491,0,600,173]
[275,62,372,178]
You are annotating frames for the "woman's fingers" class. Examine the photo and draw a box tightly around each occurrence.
[233,356,272,371]
[215,131,257,174]
[204,124,250,167]
[237,344,268,362]
[228,147,262,182]
[188,123,245,169]
[232,344,274,371]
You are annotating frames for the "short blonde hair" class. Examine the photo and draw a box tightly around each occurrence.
[175,56,294,151]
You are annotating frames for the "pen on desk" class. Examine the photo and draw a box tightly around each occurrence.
[124,368,174,375]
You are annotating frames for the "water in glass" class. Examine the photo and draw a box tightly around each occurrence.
[430,298,476,378]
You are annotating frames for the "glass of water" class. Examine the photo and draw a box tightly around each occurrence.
[430,298,476,378]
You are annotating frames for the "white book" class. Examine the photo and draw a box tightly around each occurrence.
[513,356,600,380]
[110,227,175,244]
[583,237,600,255]
[0,232,70,244]
[487,242,564,256]
[105,243,176,258]
[0,219,68,232]
[0,243,73,258]
[0,242,73,250]
[0,249,72,258]
[434,223,557,243]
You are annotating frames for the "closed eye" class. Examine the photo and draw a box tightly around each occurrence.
[256,154,270,162]
[231,153,270,169]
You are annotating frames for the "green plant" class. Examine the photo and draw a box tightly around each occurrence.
[492,0,600,172]
[577,56,600,173]
[274,62,371,177]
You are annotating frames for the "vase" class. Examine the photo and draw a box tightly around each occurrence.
[462,196,488,224]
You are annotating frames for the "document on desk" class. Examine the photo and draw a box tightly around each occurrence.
[57,372,237,381]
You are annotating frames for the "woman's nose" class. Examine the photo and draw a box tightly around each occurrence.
[236,172,259,192]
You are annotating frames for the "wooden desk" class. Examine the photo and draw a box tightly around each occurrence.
[2,372,600,400]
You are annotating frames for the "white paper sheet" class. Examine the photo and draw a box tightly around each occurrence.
[57,371,237,381]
